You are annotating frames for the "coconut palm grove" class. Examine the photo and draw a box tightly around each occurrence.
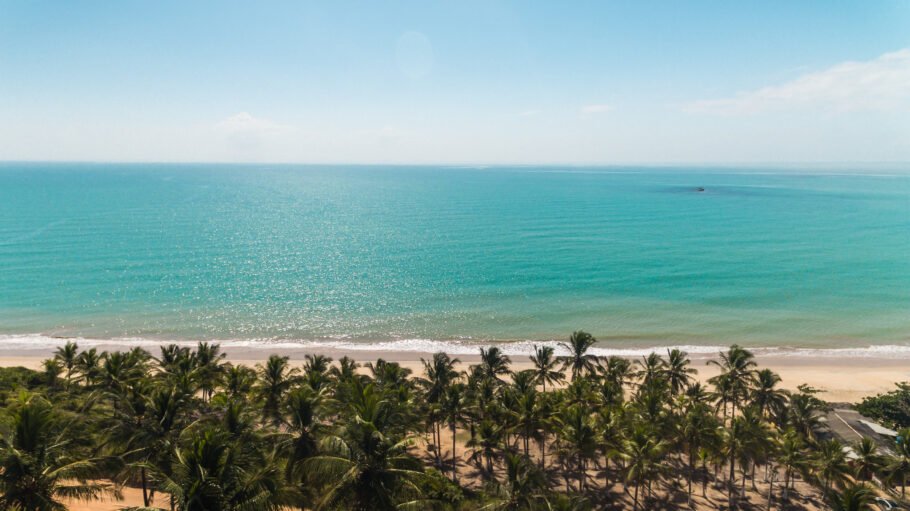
[1,333,908,510]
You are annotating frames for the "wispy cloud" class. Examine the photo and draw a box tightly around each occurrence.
[580,104,612,115]
[685,48,910,115]
[520,109,541,117]
[215,112,289,133]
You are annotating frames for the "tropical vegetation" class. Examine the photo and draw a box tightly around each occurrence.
[0,334,906,510]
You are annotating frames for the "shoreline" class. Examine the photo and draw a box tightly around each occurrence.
[3,333,910,358]
[1,343,907,403]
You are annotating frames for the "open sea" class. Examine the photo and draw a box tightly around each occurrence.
[1,163,908,357]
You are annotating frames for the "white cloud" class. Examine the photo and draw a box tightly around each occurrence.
[686,48,910,114]
[580,104,612,114]
[520,109,540,117]
[214,112,288,133]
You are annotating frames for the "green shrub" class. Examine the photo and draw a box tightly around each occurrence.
[856,382,910,429]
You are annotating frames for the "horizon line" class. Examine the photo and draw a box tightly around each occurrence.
[2,160,909,168]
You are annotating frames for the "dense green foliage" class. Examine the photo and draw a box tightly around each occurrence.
[857,383,910,430]
[0,335,904,510]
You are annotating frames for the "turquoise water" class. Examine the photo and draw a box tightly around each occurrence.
[1,163,908,351]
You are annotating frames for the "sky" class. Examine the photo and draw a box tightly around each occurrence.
[0,1,909,164]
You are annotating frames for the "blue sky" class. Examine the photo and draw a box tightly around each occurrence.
[1,1,908,163]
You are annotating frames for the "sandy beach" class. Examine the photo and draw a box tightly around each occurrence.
[2,344,906,403]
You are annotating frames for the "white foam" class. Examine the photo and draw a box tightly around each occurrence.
[2,334,910,359]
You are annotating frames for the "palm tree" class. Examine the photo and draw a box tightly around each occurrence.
[787,390,825,442]
[814,439,851,493]
[302,354,333,390]
[685,381,712,405]
[509,380,545,460]
[828,483,875,511]
[155,428,289,511]
[421,352,460,402]
[530,345,564,392]
[194,341,226,402]
[722,414,743,508]
[554,405,598,491]
[601,356,632,389]
[420,352,461,467]
[735,406,773,492]
[681,401,720,504]
[157,344,192,373]
[620,426,668,511]
[378,358,416,402]
[636,352,667,389]
[42,359,63,389]
[53,341,79,387]
[256,354,298,425]
[708,345,757,509]
[776,430,807,503]
[328,356,360,383]
[282,385,326,482]
[752,368,788,420]
[852,437,882,482]
[467,419,505,481]
[0,394,114,510]
[223,364,256,400]
[100,350,144,392]
[885,430,910,497]
[479,347,511,383]
[304,382,428,511]
[708,345,757,422]
[559,331,599,380]
[665,348,696,395]
[108,384,187,507]
[440,382,467,482]
[481,453,551,511]
[75,347,104,387]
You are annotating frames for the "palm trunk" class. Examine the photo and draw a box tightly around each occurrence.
[438,422,444,467]
[540,433,546,469]
[633,480,640,511]
[524,425,530,456]
[451,424,458,482]
[729,399,737,510]
[687,447,694,506]
[741,466,747,494]
[604,455,610,492]
[580,458,586,491]
[782,469,790,502]
[702,457,709,497]
[767,474,774,511]
[141,467,150,507]
[436,422,443,467]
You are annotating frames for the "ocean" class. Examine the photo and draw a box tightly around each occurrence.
[1,163,908,356]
